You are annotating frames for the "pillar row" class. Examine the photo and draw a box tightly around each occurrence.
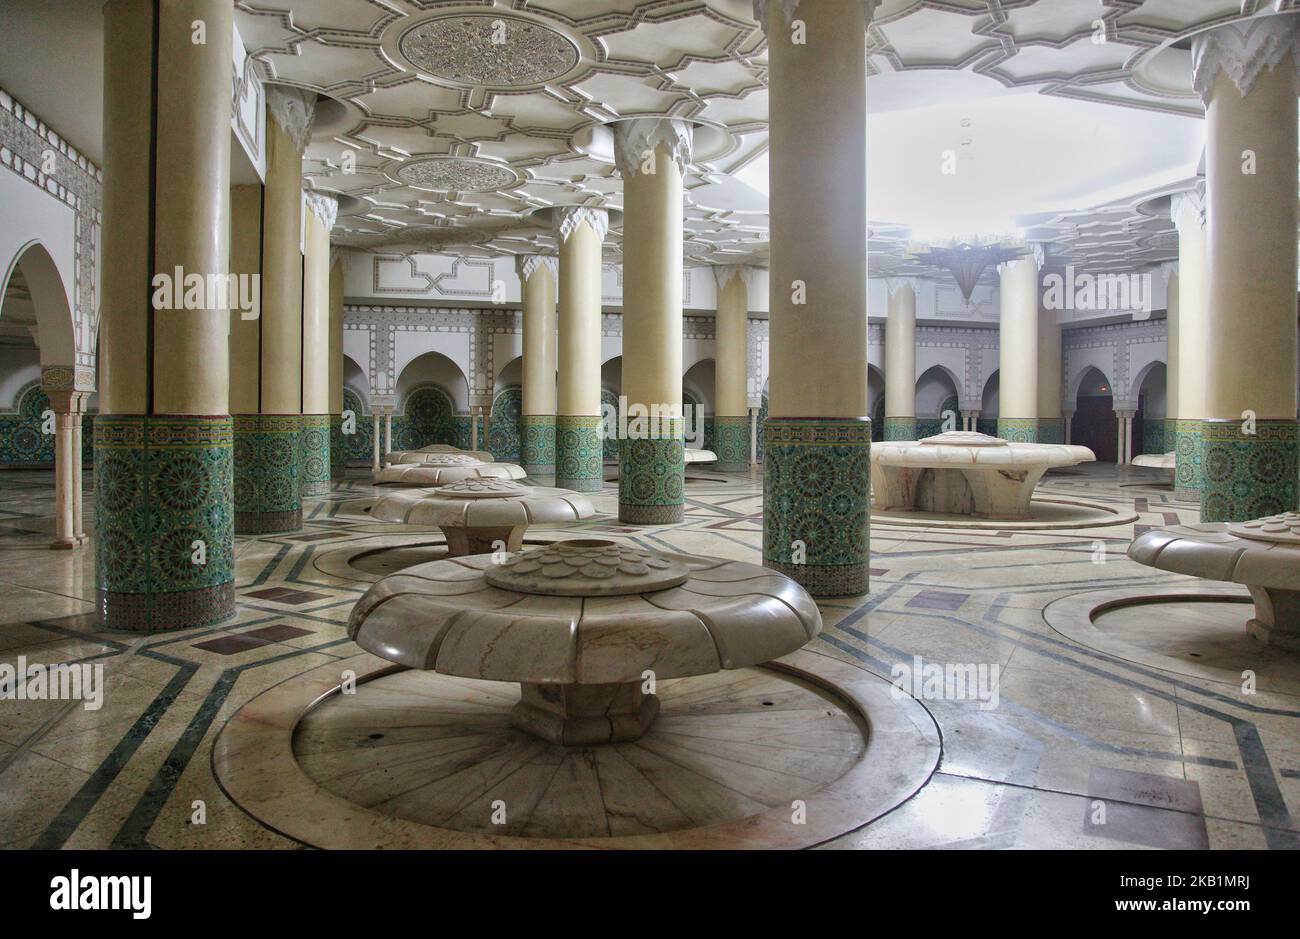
[553,207,607,492]
[1195,15,1299,522]
[760,0,873,597]
[713,265,753,471]
[95,0,235,631]
[518,255,558,482]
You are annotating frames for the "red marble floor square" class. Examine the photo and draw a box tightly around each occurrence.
[905,590,969,611]
[193,634,272,655]
[242,623,315,642]
[247,588,332,605]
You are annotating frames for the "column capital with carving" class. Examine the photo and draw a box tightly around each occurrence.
[1191,14,1300,107]
[552,206,609,245]
[611,119,694,179]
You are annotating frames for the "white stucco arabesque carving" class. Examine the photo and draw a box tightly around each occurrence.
[711,265,754,294]
[1191,13,1300,106]
[552,206,609,245]
[517,255,558,282]
[305,191,338,231]
[751,0,880,32]
[266,85,317,153]
[611,119,694,179]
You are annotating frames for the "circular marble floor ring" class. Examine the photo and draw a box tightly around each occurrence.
[212,649,941,849]
[312,535,561,583]
[1043,584,1300,695]
[871,496,1138,531]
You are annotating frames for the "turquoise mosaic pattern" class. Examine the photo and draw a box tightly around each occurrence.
[1200,419,1299,522]
[1174,419,1204,501]
[755,394,768,462]
[883,417,918,441]
[1037,418,1065,445]
[520,414,556,478]
[763,417,871,598]
[488,385,522,463]
[0,381,95,467]
[330,413,345,476]
[557,414,605,491]
[601,388,619,463]
[916,418,945,439]
[299,414,331,497]
[340,388,372,465]
[234,414,302,534]
[976,418,997,437]
[997,418,1039,443]
[94,415,235,632]
[391,384,457,451]
[619,417,685,524]
[713,414,750,471]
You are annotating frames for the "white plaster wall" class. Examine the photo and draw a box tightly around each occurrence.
[0,348,40,410]
[392,329,471,393]
[0,170,77,358]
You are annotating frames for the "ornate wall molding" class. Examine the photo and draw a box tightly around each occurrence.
[1191,14,1300,106]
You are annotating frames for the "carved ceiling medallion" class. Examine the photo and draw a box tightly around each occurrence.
[398,14,580,88]
[394,157,520,193]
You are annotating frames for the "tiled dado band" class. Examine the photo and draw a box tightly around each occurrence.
[330,413,346,477]
[555,414,604,492]
[93,415,236,632]
[1199,418,1299,522]
[712,415,750,471]
[1036,418,1065,445]
[300,414,331,496]
[521,414,557,479]
[882,417,918,442]
[233,414,302,534]
[996,418,1039,443]
[763,417,871,598]
[619,418,686,525]
[1174,419,1205,502]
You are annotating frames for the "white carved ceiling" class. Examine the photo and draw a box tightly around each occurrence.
[233,0,1298,277]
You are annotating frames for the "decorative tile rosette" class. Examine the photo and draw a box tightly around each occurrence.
[712,415,750,471]
[618,417,685,525]
[1173,418,1205,500]
[763,417,872,597]
[94,415,235,632]
[996,417,1039,443]
[300,414,331,497]
[556,414,604,492]
[329,413,346,476]
[520,414,557,477]
[1199,419,1298,522]
[1037,418,1065,445]
[882,417,918,442]
[233,414,302,534]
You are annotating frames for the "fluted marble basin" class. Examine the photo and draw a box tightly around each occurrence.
[685,448,717,464]
[389,448,497,465]
[347,540,821,744]
[373,461,527,487]
[1129,513,1300,651]
[872,431,1095,519]
[368,478,595,555]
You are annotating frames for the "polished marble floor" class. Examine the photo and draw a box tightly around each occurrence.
[0,463,1297,849]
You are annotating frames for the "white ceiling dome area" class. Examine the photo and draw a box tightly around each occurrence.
[4,1,1295,278]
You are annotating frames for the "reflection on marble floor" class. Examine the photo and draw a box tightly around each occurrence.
[1,462,1297,849]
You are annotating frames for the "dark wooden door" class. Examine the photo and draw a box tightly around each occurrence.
[1072,394,1117,462]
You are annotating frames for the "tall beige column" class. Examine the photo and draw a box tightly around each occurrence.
[613,118,692,523]
[518,255,558,480]
[1194,15,1299,524]
[997,249,1041,441]
[328,252,346,476]
[760,0,873,597]
[96,0,235,630]
[49,396,76,550]
[384,410,393,462]
[371,412,381,473]
[301,193,336,497]
[71,392,86,543]
[231,88,312,534]
[1161,264,1179,458]
[713,265,753,471]
[1171,191,1208,500]
[883,279,917,441]
[1037,306,1063,443]
[553,206,607,492]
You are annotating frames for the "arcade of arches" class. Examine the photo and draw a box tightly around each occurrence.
[0,1,1298,854]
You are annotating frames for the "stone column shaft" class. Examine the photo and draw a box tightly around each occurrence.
[762,0,872,597]
[997,252,1040,442]
[300,194,336,497]
[328,253,346,476]
[1172,193,1209,501]
[519,256,558,480]
[1037,307,1064,443]
[714,266,751,471]
[883,281,917,441]
[554,208,607,492]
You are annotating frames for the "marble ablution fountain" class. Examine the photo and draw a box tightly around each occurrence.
[373,452,528,486]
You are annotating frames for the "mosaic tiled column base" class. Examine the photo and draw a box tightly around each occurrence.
[763,417,871,598]
[882,417,918,442]
[1199,419,1299,522]
[234,414,303,534]
[94,415,236,632]
[521,414,557,480]
[996,418,1039,443]
[619,418,685,525]
[1036,418,1065,445]
[712,415,750,471]
[556,415,604,492]
[1174,419,1205,502]
[330,413,346,477]
[300,414,331,497]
